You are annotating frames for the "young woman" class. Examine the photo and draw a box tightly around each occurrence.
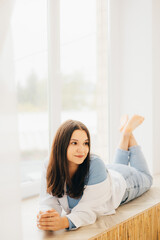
[37,115,153,231]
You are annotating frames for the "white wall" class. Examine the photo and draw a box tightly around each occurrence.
[152,0,160,174]
[109,0,160,174]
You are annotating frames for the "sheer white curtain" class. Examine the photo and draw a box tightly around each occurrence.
[0,0,22,239]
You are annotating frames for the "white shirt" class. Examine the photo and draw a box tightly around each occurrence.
[39,158,127,229]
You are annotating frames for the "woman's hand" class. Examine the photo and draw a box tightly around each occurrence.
[37,209,69,231]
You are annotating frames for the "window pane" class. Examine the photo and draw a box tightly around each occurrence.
[60,0,97,147]
[60,0,108,160]
[11,0,48,184]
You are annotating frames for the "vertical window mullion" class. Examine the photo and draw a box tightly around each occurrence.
[47,0,61,150]
[96,0,109,163]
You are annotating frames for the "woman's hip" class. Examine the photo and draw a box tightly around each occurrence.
[106,163,153,203]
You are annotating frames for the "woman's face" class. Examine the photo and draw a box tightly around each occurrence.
[67,129,89,166]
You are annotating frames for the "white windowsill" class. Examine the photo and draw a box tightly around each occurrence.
[21,179,40,200]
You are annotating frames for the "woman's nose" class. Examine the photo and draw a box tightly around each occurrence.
[77,145,84,153]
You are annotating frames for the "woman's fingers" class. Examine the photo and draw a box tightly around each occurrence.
[38,213,59,224]
[37,219,59,230]
[39,212,59,219]
[39,216,56,222]
[38,221,55,226]
[37,209,56,217]
[45,208,56,213]
[37,209,61,231]
[37,210,45,219]
[37,225,54,231]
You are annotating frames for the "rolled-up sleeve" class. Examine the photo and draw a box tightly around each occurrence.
[66,217,76,230]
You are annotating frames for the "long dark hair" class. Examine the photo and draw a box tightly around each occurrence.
[46,120,91,198]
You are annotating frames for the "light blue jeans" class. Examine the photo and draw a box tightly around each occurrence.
[106,145,153,204]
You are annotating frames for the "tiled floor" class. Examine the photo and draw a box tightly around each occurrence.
[22,175,160,240]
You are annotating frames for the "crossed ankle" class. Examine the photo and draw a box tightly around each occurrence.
[122,131,131,137]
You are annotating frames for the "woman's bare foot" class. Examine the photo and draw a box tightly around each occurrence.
[119,114,129,132]
[118,115,130,150]
[123,115,144,134]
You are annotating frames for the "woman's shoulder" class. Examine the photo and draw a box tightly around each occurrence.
[85,154,107,185]
[90,154,106,168]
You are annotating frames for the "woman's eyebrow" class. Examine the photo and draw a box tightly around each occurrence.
[70,139,89,141]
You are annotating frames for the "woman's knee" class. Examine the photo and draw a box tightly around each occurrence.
[143,173,153,189]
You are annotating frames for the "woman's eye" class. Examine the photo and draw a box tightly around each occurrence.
[84,142,89,145]
[71,142,77,145]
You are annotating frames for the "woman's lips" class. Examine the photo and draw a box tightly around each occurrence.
[75,155,84,158]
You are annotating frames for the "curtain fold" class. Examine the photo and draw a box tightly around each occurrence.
[0,0,22,239]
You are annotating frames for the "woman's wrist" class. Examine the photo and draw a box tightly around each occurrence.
[61,216,69,229]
